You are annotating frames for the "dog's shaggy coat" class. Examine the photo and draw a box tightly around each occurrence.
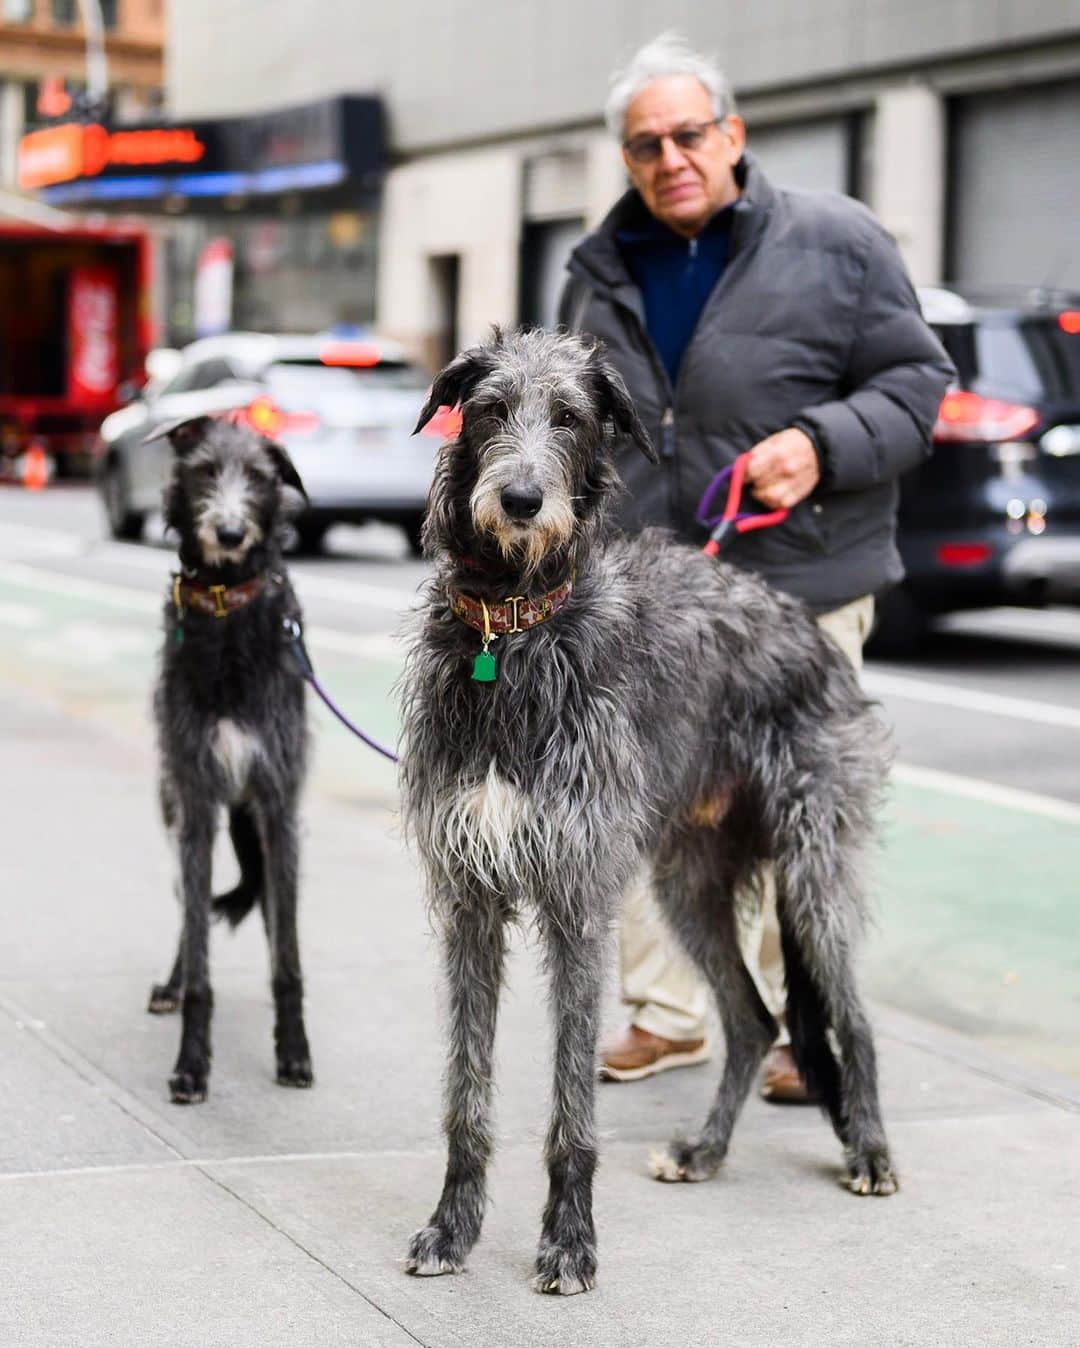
[148,414,313,1103]
[400,328,896,1296]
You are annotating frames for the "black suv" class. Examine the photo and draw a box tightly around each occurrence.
[870,286,1080,654]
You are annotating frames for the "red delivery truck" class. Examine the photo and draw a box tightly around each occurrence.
[0,219,153,472]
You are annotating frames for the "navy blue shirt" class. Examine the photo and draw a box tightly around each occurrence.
[618,203,736,387]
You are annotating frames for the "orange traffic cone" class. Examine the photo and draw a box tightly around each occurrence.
[22,442,49,491]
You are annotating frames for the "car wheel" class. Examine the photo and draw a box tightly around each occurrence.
[292,518,329,556]
[866,584,930,659]
[402,514,425,557]
[101,458,145,541]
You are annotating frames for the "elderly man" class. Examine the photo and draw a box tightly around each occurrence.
[560,33,953,1096]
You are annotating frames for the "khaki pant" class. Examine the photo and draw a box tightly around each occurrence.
[619,594,875,1044]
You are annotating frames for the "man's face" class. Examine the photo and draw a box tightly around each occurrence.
[621,75,745,238]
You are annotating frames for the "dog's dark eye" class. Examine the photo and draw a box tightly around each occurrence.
[490,399,511,422]
[555,408,578,428]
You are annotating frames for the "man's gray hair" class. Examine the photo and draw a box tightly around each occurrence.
[605,32,736,140]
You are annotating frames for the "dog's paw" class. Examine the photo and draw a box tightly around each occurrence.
[169,1066,208,1104]
[405,1225,465,1277]
[648,1138,722,1183]
[147,984,182,1015]
[532,1238,597,1296]
[276,1056,314,1088]
[845,1146,898,1197]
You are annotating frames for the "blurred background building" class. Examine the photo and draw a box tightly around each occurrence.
[6,1,1080,365]
[0,0,162,184]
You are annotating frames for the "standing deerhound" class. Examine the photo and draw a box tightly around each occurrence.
[401,328,896,1296]
[147,413,313,1104]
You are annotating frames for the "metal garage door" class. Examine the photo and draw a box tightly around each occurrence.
[746,117,853,195]
[951,81,1080,290]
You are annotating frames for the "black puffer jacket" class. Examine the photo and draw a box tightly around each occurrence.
[559,154,955,612]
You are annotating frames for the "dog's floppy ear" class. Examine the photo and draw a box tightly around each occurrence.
[142,414,215,456]
[413,345,497,435]
[264,440,309,505]
[591,357,658,463]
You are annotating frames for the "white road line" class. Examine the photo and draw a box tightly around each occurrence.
[4,557,1080,822]
[864,669,1080,732]
[0,559,159,613]
[51,537,419,613]
[0,560,402,660]
[892,763,1080,826]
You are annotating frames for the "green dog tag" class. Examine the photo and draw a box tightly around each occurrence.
[471,649,497,682]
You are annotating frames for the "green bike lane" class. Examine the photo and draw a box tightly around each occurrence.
[1,561,1076,1077]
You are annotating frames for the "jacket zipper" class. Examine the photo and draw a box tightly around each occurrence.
[660,406,675,458]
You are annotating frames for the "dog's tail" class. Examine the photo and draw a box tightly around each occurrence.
[212,806,264,928]
[777,904,847,1138]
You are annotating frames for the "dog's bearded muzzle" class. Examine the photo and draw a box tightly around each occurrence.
[470,471,575,574]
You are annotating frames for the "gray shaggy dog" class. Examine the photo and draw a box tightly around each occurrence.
[400,328,896,1297]
[148,413,313,1105]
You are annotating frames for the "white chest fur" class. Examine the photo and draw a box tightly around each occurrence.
[212,718,261,800]
[440,762,535,890]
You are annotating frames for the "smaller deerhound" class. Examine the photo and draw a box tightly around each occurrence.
[147,413,313,1104]
[401,328,896,1296]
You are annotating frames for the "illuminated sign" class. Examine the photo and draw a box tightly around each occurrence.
[18,98,385,205]
[18,123,207,190]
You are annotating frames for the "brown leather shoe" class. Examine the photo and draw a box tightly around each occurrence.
[599,1025,711,1082]
[760,1044,819,1104]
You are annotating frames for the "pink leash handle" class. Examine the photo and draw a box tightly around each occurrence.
[696,452,790,557]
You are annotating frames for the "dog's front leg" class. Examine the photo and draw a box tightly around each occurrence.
[406,904,507,1277]
[170,801,215,1103]
[533,922,606,1296]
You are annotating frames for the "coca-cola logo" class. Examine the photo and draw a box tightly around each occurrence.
[70,274,117,397]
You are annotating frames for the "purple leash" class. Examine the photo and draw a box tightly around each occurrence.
[283,617,400,764]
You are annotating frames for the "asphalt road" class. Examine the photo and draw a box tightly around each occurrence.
[1,484,1077,1080]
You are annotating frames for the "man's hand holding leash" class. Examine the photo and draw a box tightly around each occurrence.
[745,427,820,510]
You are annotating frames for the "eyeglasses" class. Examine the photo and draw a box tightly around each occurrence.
[622,119,721,164]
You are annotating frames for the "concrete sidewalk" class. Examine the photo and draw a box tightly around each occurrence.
[1,690,1077,1347]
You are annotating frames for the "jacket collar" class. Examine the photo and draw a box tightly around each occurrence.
[567,151,776,297]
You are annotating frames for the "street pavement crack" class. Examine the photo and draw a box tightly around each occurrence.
[191,1165,433,1348]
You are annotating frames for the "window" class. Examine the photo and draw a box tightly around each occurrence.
[3,0,33,22]
[51,0,78,24]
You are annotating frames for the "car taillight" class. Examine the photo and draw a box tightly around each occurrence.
[933,390,1040,444]
[319,342,381,367]
[1058,311,1080,335]
[936,542,992,567]
[229,397,320,436]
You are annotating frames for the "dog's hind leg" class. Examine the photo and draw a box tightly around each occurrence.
[649,834,777,1184]
[256,800,312,1088]
[532,918,606,1296]
[212,805,264,929]
[774,825,896,1196]
[149,780,184,1014]
[406,900,507,1278]
[170,799,215,1103]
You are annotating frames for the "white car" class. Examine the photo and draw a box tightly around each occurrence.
[95,332,436,554]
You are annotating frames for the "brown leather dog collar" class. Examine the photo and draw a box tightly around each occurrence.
[172,572,267,619]
[447,577,573,635]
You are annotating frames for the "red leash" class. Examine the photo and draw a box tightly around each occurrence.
[696,451,790,556]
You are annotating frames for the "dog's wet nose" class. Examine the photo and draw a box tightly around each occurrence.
[500,484,544,520]
[216,525,246,548]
